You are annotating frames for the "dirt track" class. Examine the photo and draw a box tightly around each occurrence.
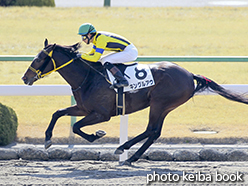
[0,159,248,185]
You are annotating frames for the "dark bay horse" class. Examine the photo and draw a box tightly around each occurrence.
[22,39,248,165]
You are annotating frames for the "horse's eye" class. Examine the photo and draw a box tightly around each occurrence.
[34,56,42,63]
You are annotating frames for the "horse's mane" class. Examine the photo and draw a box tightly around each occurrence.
[54,43,105,73]
[55,43,81,59]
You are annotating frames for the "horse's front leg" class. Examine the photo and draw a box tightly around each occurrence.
[72,111,111,142]
[45,105,86,149]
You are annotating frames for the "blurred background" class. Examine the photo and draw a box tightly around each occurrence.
[0,0,248,145]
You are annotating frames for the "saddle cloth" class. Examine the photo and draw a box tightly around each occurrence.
[107,63,155,92]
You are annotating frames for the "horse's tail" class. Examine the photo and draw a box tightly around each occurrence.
[192,74,248,104]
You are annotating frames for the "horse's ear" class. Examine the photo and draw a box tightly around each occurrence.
[71,42,81,51]
[44,39,48,47]
[52,43,56,50]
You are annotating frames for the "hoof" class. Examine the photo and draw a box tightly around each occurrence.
[114,149,124,155]
[45,140,52,149]
[96,130,106,138]
[121,160,132,166]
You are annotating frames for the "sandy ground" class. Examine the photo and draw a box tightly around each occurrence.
[0,159,247,185]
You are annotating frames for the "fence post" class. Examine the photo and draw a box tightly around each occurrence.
[119,115,128,162]
[104,0,111,7]
[69,96,76,146]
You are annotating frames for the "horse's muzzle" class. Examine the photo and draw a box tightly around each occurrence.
[21,76,35,85]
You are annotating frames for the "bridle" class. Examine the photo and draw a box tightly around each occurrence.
[28,45,111,91]
[28,46,91,92]
[28,48,74,80]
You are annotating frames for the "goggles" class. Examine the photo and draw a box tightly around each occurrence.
[81,35,88,41]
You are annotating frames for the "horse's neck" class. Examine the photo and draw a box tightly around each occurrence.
[54,53,89,90]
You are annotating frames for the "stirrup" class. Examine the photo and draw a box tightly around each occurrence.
[110,80,129,89]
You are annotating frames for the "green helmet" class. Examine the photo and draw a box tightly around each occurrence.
[78,23,96,35]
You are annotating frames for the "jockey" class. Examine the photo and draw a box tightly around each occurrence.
[77,23,138,89]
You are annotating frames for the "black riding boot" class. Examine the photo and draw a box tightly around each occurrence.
[104,62,129,89]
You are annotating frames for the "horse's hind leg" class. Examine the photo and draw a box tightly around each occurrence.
[121,97,191,164]
[115,128,152,155]
[123,115,165,165]
[116,103,169,164]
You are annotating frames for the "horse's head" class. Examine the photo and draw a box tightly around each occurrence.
[22,39,56,85]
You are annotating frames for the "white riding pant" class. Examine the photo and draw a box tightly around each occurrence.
[99,43,138,65]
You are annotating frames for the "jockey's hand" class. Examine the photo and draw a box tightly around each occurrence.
[76,53,82,59]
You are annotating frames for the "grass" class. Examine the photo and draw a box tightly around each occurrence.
[0,7,248,142]
[1,7,248,56]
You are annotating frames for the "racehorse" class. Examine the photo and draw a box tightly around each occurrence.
[22,39,248,165]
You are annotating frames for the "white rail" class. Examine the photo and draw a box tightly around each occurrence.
[0,85,72,96]
[0,84,247,162]
[0,84,247,96]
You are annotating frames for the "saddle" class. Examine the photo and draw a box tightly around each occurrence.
[87,62,154,116]
[112,63,137,116]
[114,63,137,75]
[107,62,154,116]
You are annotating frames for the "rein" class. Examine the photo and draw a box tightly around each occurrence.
[29,47,111,92]
[71,68,90,92]
[78,57,112,85]
[71,58,112,92]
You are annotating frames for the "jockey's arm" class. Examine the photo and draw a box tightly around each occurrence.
[80,46,102,62]
[87,47,95,55]
[81,36,107,62]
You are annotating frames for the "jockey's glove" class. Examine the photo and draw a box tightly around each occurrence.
[76,53,82,59]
